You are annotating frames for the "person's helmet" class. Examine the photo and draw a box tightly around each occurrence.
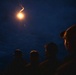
[44,42,58,59]
[60,24,76,41]
[45,42,58,54]
[14,49,22,57]
[30,50,39,57]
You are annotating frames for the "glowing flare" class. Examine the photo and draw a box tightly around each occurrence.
[16,5,25,20]
[17,12,24,20]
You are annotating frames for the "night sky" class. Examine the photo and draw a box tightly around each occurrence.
[0,0,76,70]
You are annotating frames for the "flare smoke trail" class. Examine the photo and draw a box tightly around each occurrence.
[19,4,24,12]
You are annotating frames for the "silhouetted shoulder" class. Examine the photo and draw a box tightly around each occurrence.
[40,60,48,66]
[39,60,48,70]
[55,59,76,75]
[26,63,31,70]
[41,59,59,68]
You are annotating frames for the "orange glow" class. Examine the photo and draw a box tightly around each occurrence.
[16,5,25,20]
[17,12,25,20]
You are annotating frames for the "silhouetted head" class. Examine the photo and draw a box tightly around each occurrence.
[30,50,39,64]
[14,49,22,58]
[60,24,76,53]
[45,42,58,59]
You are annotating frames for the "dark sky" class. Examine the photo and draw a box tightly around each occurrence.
[0,0,76,70]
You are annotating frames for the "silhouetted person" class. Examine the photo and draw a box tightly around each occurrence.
[55,24,76,75]
[26,50,40,75]
[4,49,27,75]
[40,42,59,75]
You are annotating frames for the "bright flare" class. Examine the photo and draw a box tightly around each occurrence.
[17,12,24,20]
[16,5,25,20]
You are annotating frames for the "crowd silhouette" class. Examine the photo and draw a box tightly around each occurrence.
[1,24,76,75]
[40,42,59,75]
[26,50,40,75]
